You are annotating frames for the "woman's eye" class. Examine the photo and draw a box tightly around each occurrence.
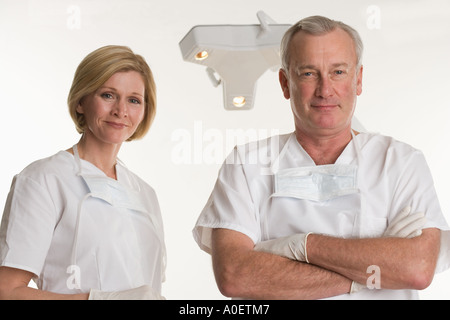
[129,98,141,105]
[101,93,114,99]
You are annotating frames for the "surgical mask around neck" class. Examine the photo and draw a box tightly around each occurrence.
[72,144,146,213]
[80,174,146,213]
[272,164,359,202]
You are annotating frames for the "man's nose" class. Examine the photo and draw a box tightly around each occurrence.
[315,76,333,98]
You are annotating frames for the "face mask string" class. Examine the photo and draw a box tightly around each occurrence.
[351,130,364,237]
[68,144,93,290]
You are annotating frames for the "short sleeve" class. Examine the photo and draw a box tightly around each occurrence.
[193,147,261,254]
[390,150,450,273]
[0,175,57,276]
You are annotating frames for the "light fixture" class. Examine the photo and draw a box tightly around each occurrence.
[179,11,291,110]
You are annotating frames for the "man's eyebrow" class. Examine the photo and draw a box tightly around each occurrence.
[331,63,349,69]
[295,64,317,70]
[294,63,350,71]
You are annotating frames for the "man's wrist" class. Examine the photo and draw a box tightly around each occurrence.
[304,232,313,263]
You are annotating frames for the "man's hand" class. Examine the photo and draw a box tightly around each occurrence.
[384,206,426,238]
[254,206,426,263]
[253,233,312,262]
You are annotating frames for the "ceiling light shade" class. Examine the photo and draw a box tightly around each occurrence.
[179,11,291,110]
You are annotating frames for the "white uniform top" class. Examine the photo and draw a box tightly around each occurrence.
[193,132,450,299]
[0,150,165,294]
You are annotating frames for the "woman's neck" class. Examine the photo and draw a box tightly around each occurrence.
[69,134,122,179]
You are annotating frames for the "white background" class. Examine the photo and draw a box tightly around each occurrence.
[0,0,449,299]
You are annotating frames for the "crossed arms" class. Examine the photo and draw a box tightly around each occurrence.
[211,226,440,300]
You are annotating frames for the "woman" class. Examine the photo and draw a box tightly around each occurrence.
[0,45,166,299]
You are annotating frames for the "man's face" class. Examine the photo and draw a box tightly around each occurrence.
[280,28,363,138]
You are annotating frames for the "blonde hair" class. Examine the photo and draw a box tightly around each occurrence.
[281,15,364,72]
[68,45,156,141]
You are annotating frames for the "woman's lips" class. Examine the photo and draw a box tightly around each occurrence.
[105,121,128,129]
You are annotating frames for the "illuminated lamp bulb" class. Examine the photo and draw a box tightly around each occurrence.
[195,51,209,61]
[232,96,246,107]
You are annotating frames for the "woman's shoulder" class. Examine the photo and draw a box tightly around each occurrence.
[19,150,77,180]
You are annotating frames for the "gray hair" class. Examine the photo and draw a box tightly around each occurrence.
[280,15,364,71]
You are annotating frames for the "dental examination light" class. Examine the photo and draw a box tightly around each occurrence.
[179,11,291,110]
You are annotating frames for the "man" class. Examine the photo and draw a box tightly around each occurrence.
[193,16,449,299]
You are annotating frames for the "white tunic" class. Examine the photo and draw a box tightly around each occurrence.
[0,150,165,294]
[193,132,450,299]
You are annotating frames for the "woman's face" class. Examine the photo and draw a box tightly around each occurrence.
[77,71,145,146]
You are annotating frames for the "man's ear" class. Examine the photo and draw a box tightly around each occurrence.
[356,65,363,96]
[279,68,290,100]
